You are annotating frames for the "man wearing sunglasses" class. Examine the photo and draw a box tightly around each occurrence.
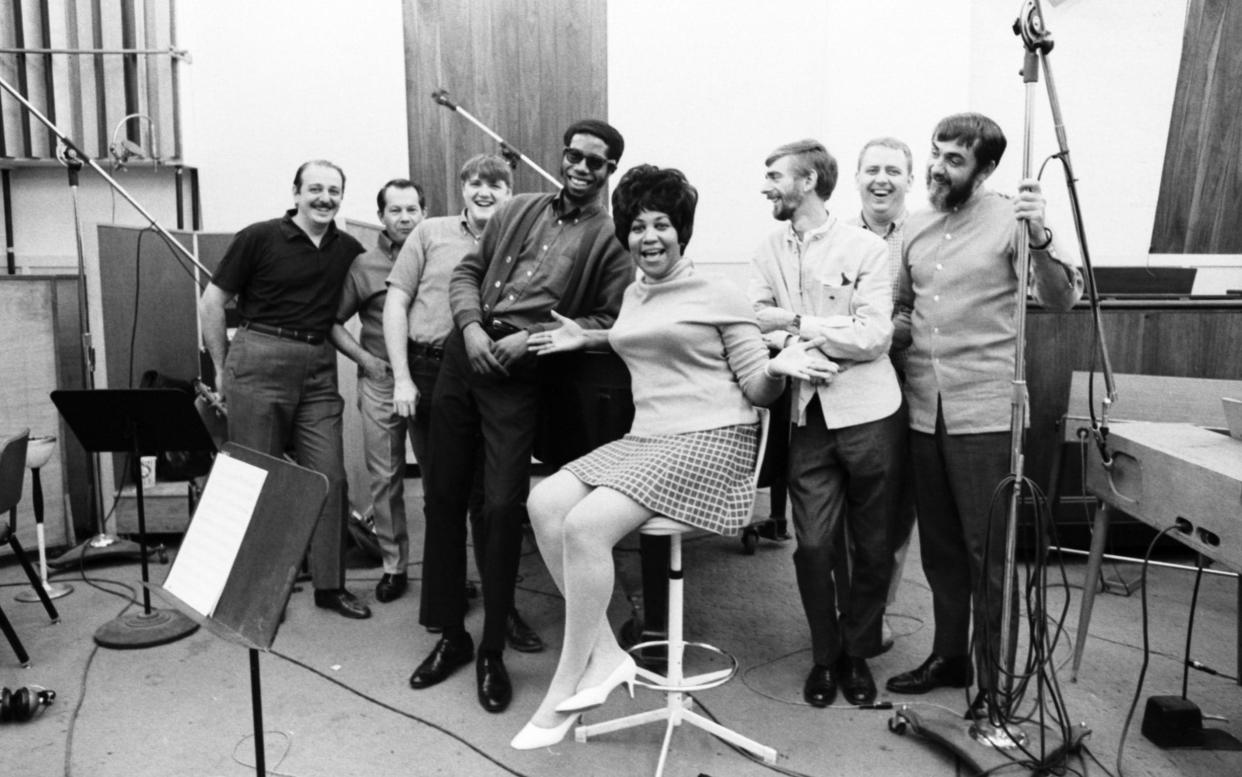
[409,120,632,715]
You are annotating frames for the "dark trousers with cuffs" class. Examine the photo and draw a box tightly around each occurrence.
[421,328,537,653]
[909,403,1016,690]
[788,396,902,666]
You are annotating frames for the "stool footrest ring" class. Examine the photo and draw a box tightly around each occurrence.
[627,640,739,693]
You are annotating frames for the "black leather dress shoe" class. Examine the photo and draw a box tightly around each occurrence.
[409,633,474,689]
[802,663,838,708]
[375,572,408,603]
[885,654,973,694]
[313,588,372,619]
[837,655,877,705]
[476,651,512,713]
[506,609,545,653]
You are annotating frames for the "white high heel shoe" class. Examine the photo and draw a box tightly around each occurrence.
[554,655,638,713]
[509,713,580,750]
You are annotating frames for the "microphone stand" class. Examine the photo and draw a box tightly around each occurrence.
[890,1,1097,770]
[431,89,563,189]
[0,74,210,567]
[0,75,210,278]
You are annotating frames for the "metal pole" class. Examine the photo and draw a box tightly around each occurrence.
[250,649,267,776]
[431,89,563,189]
[0,73,209,279]
[1038,49,1117,423]
[0,47,189,57]
[997,51,1039,699]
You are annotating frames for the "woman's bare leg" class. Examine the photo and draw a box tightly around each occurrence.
[525,485,652,728]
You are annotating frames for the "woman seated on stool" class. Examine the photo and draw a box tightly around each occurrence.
[512,165,838,749]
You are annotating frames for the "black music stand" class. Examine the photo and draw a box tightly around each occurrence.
[51,389,215,648]
[157,443,328,776]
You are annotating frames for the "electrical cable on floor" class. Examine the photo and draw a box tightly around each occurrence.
[230,730,295,777]
[62,639,101,777]
[1113,525,1178,777]
[1180,557,1206,699]
[689,694,823,777]
[268,647,542,777]
[970,473,1094,776]
[1080,741,1117,777]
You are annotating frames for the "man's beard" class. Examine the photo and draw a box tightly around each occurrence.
[927,169,979,212]
[772,192,799,221]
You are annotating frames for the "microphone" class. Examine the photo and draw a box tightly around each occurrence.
[431,88,458,110]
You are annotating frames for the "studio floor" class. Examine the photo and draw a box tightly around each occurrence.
[2,484,1240,777]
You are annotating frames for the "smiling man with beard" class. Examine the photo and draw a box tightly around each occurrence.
[749,139,904,708]
[408,121,632,714]
[885,113,1082,720]
[200,159,371,621]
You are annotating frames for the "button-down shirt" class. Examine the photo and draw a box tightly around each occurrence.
[749,214,900,429]
[337,230,400,360]
[486,196,598,327]
[450,192,631,335]
[849,208,909,375]
[896,188,1083,434]
[386,213,482,348]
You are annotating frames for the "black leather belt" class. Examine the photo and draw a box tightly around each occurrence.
[407,341,445,360]
[240,320,326,345]
[483,319,522,338]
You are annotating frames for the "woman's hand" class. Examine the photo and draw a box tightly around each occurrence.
[528,311,590,355]
[768,336,839,384]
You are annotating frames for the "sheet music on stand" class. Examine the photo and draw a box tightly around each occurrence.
[154,443,327,777]
[162,455,267,618]
[156,443,327,651]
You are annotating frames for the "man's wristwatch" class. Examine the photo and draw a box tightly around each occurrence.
[791,313,802,334]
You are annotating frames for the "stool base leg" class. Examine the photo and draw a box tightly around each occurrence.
[576,693,777,777]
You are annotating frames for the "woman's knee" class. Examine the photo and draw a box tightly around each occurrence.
[528,473,582,529]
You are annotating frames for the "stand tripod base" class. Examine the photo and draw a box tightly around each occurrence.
[970,719,1029,749]
[15,581,74,602]
[93,608,199,649]
[889,704,1040,774]
[49,533,145,569]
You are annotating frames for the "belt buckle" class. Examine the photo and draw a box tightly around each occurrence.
[487,319,517,337]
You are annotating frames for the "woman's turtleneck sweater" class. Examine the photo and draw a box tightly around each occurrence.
[609,265,784,436]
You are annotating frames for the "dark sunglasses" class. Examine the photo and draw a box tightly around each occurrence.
[562,147,613,172]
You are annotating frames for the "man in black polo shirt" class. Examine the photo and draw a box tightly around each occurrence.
[408,120,632,713]
[199,158,371,620]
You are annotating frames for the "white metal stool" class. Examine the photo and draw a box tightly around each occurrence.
[574,410,778,776]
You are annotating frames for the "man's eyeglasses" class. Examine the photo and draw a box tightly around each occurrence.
[562,147,613,172]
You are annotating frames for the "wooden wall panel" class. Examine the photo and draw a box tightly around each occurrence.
[21,0,51,157]
[1025,302,1242,536]
[1151,0,1242,253]
[403,0,608,217]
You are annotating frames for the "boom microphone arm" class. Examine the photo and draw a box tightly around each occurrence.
[431,89,563,189]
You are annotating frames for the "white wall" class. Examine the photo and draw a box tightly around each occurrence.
[6,0,1228,282]
[608,0,1242,290]
[177,0,409,231]
[172,0,1237,290]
